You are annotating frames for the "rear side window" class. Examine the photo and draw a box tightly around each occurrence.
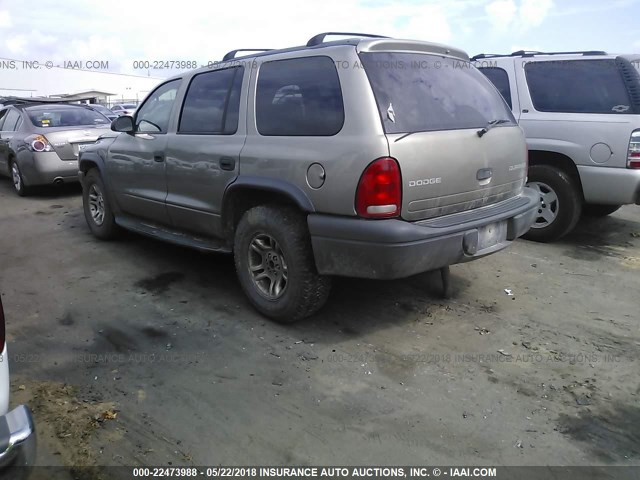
[525,60,631,114]
[256,56,344,136]
[3,109,22,131]
[479,67,513,109]
[361,52,516,134]
[179,66,244,134]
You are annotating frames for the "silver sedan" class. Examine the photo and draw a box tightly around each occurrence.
[0,103,111,196]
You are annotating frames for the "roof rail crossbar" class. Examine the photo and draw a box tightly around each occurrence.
[222,49,274,61]
[472,50,607,61]
[306,32,388,47]
[470,53,503,61]
[0,96,80,106]
[512,50,607,57]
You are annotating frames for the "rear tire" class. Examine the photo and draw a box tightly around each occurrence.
[582,203,621,217]
[524,164,582,243]
[82,169,120,240]
[10,160,30,197]
[234,205,331,323]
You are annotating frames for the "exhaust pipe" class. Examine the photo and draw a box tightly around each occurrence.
[53,177,64,186]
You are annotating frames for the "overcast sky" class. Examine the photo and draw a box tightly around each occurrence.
[0,0,639,77]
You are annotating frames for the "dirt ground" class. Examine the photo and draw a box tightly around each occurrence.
[0,179,638,472]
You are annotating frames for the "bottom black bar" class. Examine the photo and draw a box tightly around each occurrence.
[1,466,638,480]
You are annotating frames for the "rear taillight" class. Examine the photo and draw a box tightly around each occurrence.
[628,130,640,169]
[0,296,5,349]
[356,157,402,218]
[25,134,53,152]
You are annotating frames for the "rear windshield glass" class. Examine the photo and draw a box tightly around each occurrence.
[27,107,110,127]
[360,52,516,134]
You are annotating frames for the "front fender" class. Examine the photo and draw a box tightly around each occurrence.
[78,135,118,186]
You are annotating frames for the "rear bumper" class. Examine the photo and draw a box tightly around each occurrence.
[578,165,640,205]
[18,151,79,186]
[309,188,538,279]
[0,405,36,468]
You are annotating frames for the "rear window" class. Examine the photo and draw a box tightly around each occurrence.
[179,66,243,134]
[27,107,110,127]
[361,52,516,134]
[256,56,344,136]
[2,109,21,131]
[525,60,632,114]
[478,67,513,109]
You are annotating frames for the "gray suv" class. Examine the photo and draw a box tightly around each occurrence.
[79,32,538,322]
[474,51,640,242]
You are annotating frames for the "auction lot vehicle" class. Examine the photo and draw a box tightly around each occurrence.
[79,32,538,322]
[86,104,118,122]
[0,100,111,196]
[474,51,640,242]
[0,296,36,471]
[110,103,137,116]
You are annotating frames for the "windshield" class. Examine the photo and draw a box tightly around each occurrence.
[121,104,137,109]
[27,106,110,127]
[360,52,516,134]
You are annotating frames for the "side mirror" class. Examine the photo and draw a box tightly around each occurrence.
[111,115,134,133]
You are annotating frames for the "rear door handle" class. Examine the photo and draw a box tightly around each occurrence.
[154,154,164,162]
[219,157,236,171]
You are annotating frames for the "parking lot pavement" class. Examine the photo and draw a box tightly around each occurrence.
[0,178,638,469]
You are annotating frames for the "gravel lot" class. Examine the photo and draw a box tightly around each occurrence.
[0,178,638,473]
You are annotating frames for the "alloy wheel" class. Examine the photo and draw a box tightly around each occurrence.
[528,181,559,229]
[11,163,21,192]
[247,233,288,300]
[88,183,106,226]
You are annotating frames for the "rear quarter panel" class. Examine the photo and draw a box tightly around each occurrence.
[513,57,640,168]
[239,46,389,217]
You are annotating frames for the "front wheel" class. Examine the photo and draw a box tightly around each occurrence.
[582,203,621,217]
[523,164,582,243]
[234,205,331,323]
[82,169,120,239]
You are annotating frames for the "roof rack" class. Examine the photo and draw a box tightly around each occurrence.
[222,49,274,61]
[306,32,388,47]
[471,50,607,61]
[0,96,85,106]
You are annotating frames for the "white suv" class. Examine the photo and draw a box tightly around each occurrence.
[474,51,640,242]
[0,296,36,470]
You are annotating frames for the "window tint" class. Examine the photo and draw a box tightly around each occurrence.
[179,66,243,134]
[256,56,344,136]
[361,53,516,134]
[0,109,7,130]
[136,80,181,133]
[525,60,631,114]
[479,67,513,109]
[3,109,21,131]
